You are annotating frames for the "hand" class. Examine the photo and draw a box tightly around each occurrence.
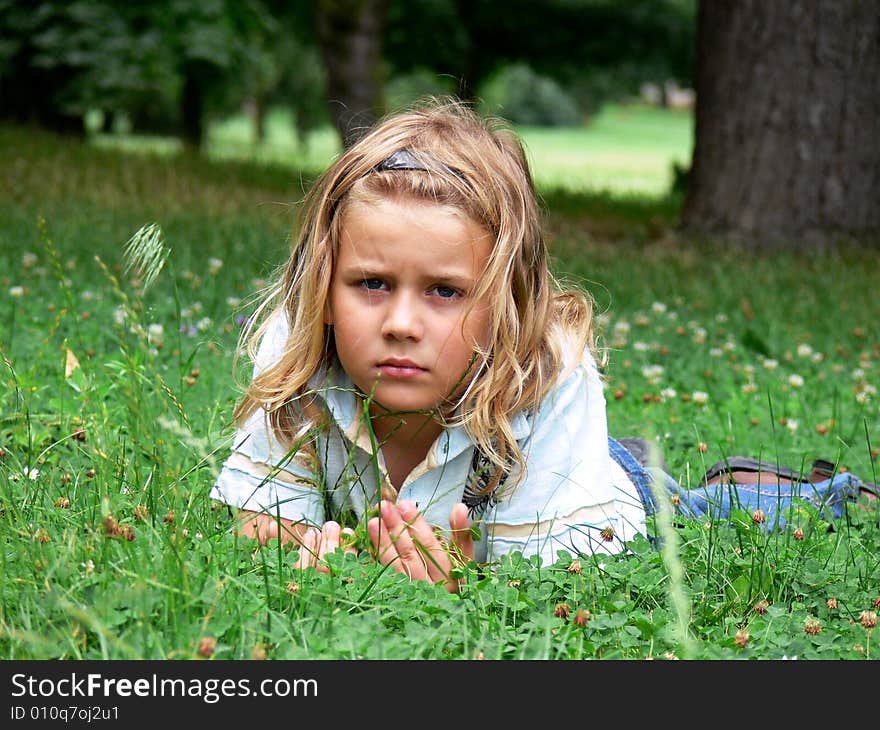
[292,521,358,575]
[238,511,357,576]
[239,510,302,546]
[367,499,474,593]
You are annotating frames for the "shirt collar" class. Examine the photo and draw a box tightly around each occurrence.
[310,365,532,459]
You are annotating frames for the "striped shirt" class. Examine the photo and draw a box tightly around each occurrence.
[210,315,647,566]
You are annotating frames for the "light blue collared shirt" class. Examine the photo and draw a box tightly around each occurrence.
[211,315,647,566]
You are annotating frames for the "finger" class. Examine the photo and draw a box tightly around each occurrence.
[449,502,475,563]
[242,514,271,545]
[293,526,319,570]
[369,501,423,579]
[384,500,432,580]
[340,527,358,556]
[313,521,341,575]
[398,499,451,583]
[368,509,397,561]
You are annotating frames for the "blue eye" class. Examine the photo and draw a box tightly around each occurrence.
[432,285,459,299]
[361,278,385,290]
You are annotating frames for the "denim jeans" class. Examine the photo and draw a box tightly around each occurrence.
[608,436,865,531]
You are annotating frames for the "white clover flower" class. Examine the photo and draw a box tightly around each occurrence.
[742,382,758,394]
[715,313,728,322]
[191,301,203,313]
[692,391,709,405]
[722,340,736,352]
[196,317,213,332]
[709,347,723,358]
[692,327,707,344]
[788,374,805,388]
[785,419,799,433]
[208,257,223,274]
[633,341,650,352]
[667,310,678,320]
[651,301,667,314]
[855,383,877,404]
[22,252,37,267]
[634,313,651,327]
[81,559,95,576]
[147,323,165,347]
[811,351,825,363]
[762,358,779,370]
[81,290,96,301]
[852,368,866,380]
[642,364,665,384]
[660,387,677,400]
[743,364,755,375]
[226,296,241,308]
[113,306,128,325]
[796,343,813,358]
[613,320,631,334]
[781,655,798,660]
[9,286,24,298]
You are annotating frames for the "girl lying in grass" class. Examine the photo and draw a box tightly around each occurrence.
[211,98,876,592]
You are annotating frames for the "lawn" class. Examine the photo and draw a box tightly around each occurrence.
[1,108,878,660]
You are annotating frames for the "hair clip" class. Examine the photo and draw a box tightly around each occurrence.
[374,149,429,172]
[374,149,467,182]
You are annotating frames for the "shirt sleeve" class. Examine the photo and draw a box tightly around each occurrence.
[483,352,647,566]
[209,313,326,525]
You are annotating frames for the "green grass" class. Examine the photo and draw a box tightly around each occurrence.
[1,116,879,660]
[93,102,693,196]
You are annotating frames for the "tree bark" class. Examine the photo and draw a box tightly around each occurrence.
[681,0,880,246]
[316,0,389,148]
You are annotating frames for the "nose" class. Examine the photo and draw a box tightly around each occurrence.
[381,291,423,341]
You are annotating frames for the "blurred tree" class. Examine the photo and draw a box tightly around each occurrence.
[0,1,175,135]
[384,0,696,115]
[316,0,389,147]
[682,0,880,245]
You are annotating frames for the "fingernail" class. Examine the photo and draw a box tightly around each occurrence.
[397,499,415,517]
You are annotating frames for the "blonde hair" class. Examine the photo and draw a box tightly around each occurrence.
[234,96,596,494]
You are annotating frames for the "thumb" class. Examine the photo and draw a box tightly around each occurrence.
[448,503,474,563]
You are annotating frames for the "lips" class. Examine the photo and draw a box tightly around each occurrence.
[377,358,426,378]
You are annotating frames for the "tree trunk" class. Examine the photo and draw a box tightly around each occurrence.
[316,0,388,148]
[180,67,205,152]
[681,0,880,246]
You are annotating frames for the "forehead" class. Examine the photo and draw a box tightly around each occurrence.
[337,197,493,266]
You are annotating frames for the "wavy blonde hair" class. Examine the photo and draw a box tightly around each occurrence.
[234,97,597,494]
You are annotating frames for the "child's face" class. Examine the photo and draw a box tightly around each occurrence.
[326,197,493,417]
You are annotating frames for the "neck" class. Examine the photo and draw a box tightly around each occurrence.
[367,408,444,488]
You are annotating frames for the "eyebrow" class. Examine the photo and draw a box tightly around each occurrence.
[338,263,476,284]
